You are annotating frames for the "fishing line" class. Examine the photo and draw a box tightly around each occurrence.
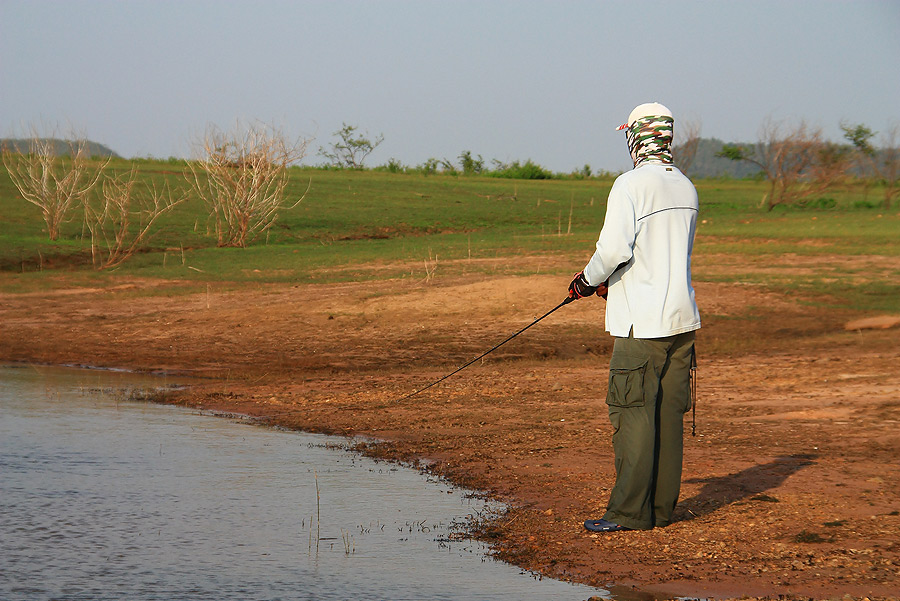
[394,296,574,402]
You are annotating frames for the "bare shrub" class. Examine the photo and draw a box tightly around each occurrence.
[2,130,107,240]
[672,118,702,174]
[188,123,310,247]
[878,124,900,208]
[808,140,852,196]
[719,119,844,211]
[83,167,187,269]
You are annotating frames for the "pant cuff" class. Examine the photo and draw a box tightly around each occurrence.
[603,511,653,531]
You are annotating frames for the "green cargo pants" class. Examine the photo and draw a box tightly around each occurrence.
[602,330,695,530]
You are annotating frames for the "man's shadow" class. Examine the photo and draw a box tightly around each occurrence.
[674,453,817,522]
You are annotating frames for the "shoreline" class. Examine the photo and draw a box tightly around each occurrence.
[2,273,899,600]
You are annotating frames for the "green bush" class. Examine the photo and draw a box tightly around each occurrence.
[417,158,439,176]
[852,199,881,209]
[488,159,554,180]
[801,197,837,210]
[377,158,406,174]
[458,151,484,175]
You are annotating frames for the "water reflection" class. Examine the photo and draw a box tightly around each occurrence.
[0,365,609,600]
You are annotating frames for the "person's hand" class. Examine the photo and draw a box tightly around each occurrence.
[568,271,597,300]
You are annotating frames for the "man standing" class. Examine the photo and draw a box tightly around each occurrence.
[567,102,701,533]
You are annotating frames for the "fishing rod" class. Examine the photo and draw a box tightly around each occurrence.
[394,295,575,403]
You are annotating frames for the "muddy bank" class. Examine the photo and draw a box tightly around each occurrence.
[2,270,898,600]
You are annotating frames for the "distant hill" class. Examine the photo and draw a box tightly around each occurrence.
[680,137,764,179]
[0,138,120,158]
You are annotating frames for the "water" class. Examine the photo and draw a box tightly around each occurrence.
[0,365,611,600]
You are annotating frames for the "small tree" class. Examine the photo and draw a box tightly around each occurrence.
[842,123,876,158]
[83,167,187,269]
[842,122,877,201]
[319,123,384,169]
[458,150,484,175]
[188,123,310,247]
[843,122,900,208]
[2,130,107,240]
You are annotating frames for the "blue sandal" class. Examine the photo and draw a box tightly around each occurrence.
[584,519,630,532]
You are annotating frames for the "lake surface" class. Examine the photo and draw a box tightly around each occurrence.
[0,365,612,600]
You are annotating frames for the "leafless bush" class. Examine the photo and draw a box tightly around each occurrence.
[2,130,107,240]
[878,124,900,208]
[187,123,310,247]
[672,118,702,174]
[83,167,187,269]
[807,140,852,195]
[720,119,844,210]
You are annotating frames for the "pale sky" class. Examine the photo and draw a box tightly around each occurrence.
[2,0,899,172]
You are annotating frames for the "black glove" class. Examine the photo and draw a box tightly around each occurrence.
[568,271,597,300]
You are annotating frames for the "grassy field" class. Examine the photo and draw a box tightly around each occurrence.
[1,159,898,311]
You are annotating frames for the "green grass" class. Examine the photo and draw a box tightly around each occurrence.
[1,159,898,312]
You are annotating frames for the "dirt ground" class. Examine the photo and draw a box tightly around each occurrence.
[2,255,899,601]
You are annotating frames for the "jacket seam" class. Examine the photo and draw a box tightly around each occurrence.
[636,206,699,222]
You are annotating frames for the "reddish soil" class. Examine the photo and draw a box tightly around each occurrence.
[2,256,898,601]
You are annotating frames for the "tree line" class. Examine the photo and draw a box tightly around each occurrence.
[3,118,897,270]
[320,119,899,212]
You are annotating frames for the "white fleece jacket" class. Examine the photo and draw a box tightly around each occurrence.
[583,162,701,338]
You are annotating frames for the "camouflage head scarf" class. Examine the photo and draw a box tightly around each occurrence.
[625,115,674,168]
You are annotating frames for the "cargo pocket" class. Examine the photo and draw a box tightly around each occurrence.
[606,355,648,408]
